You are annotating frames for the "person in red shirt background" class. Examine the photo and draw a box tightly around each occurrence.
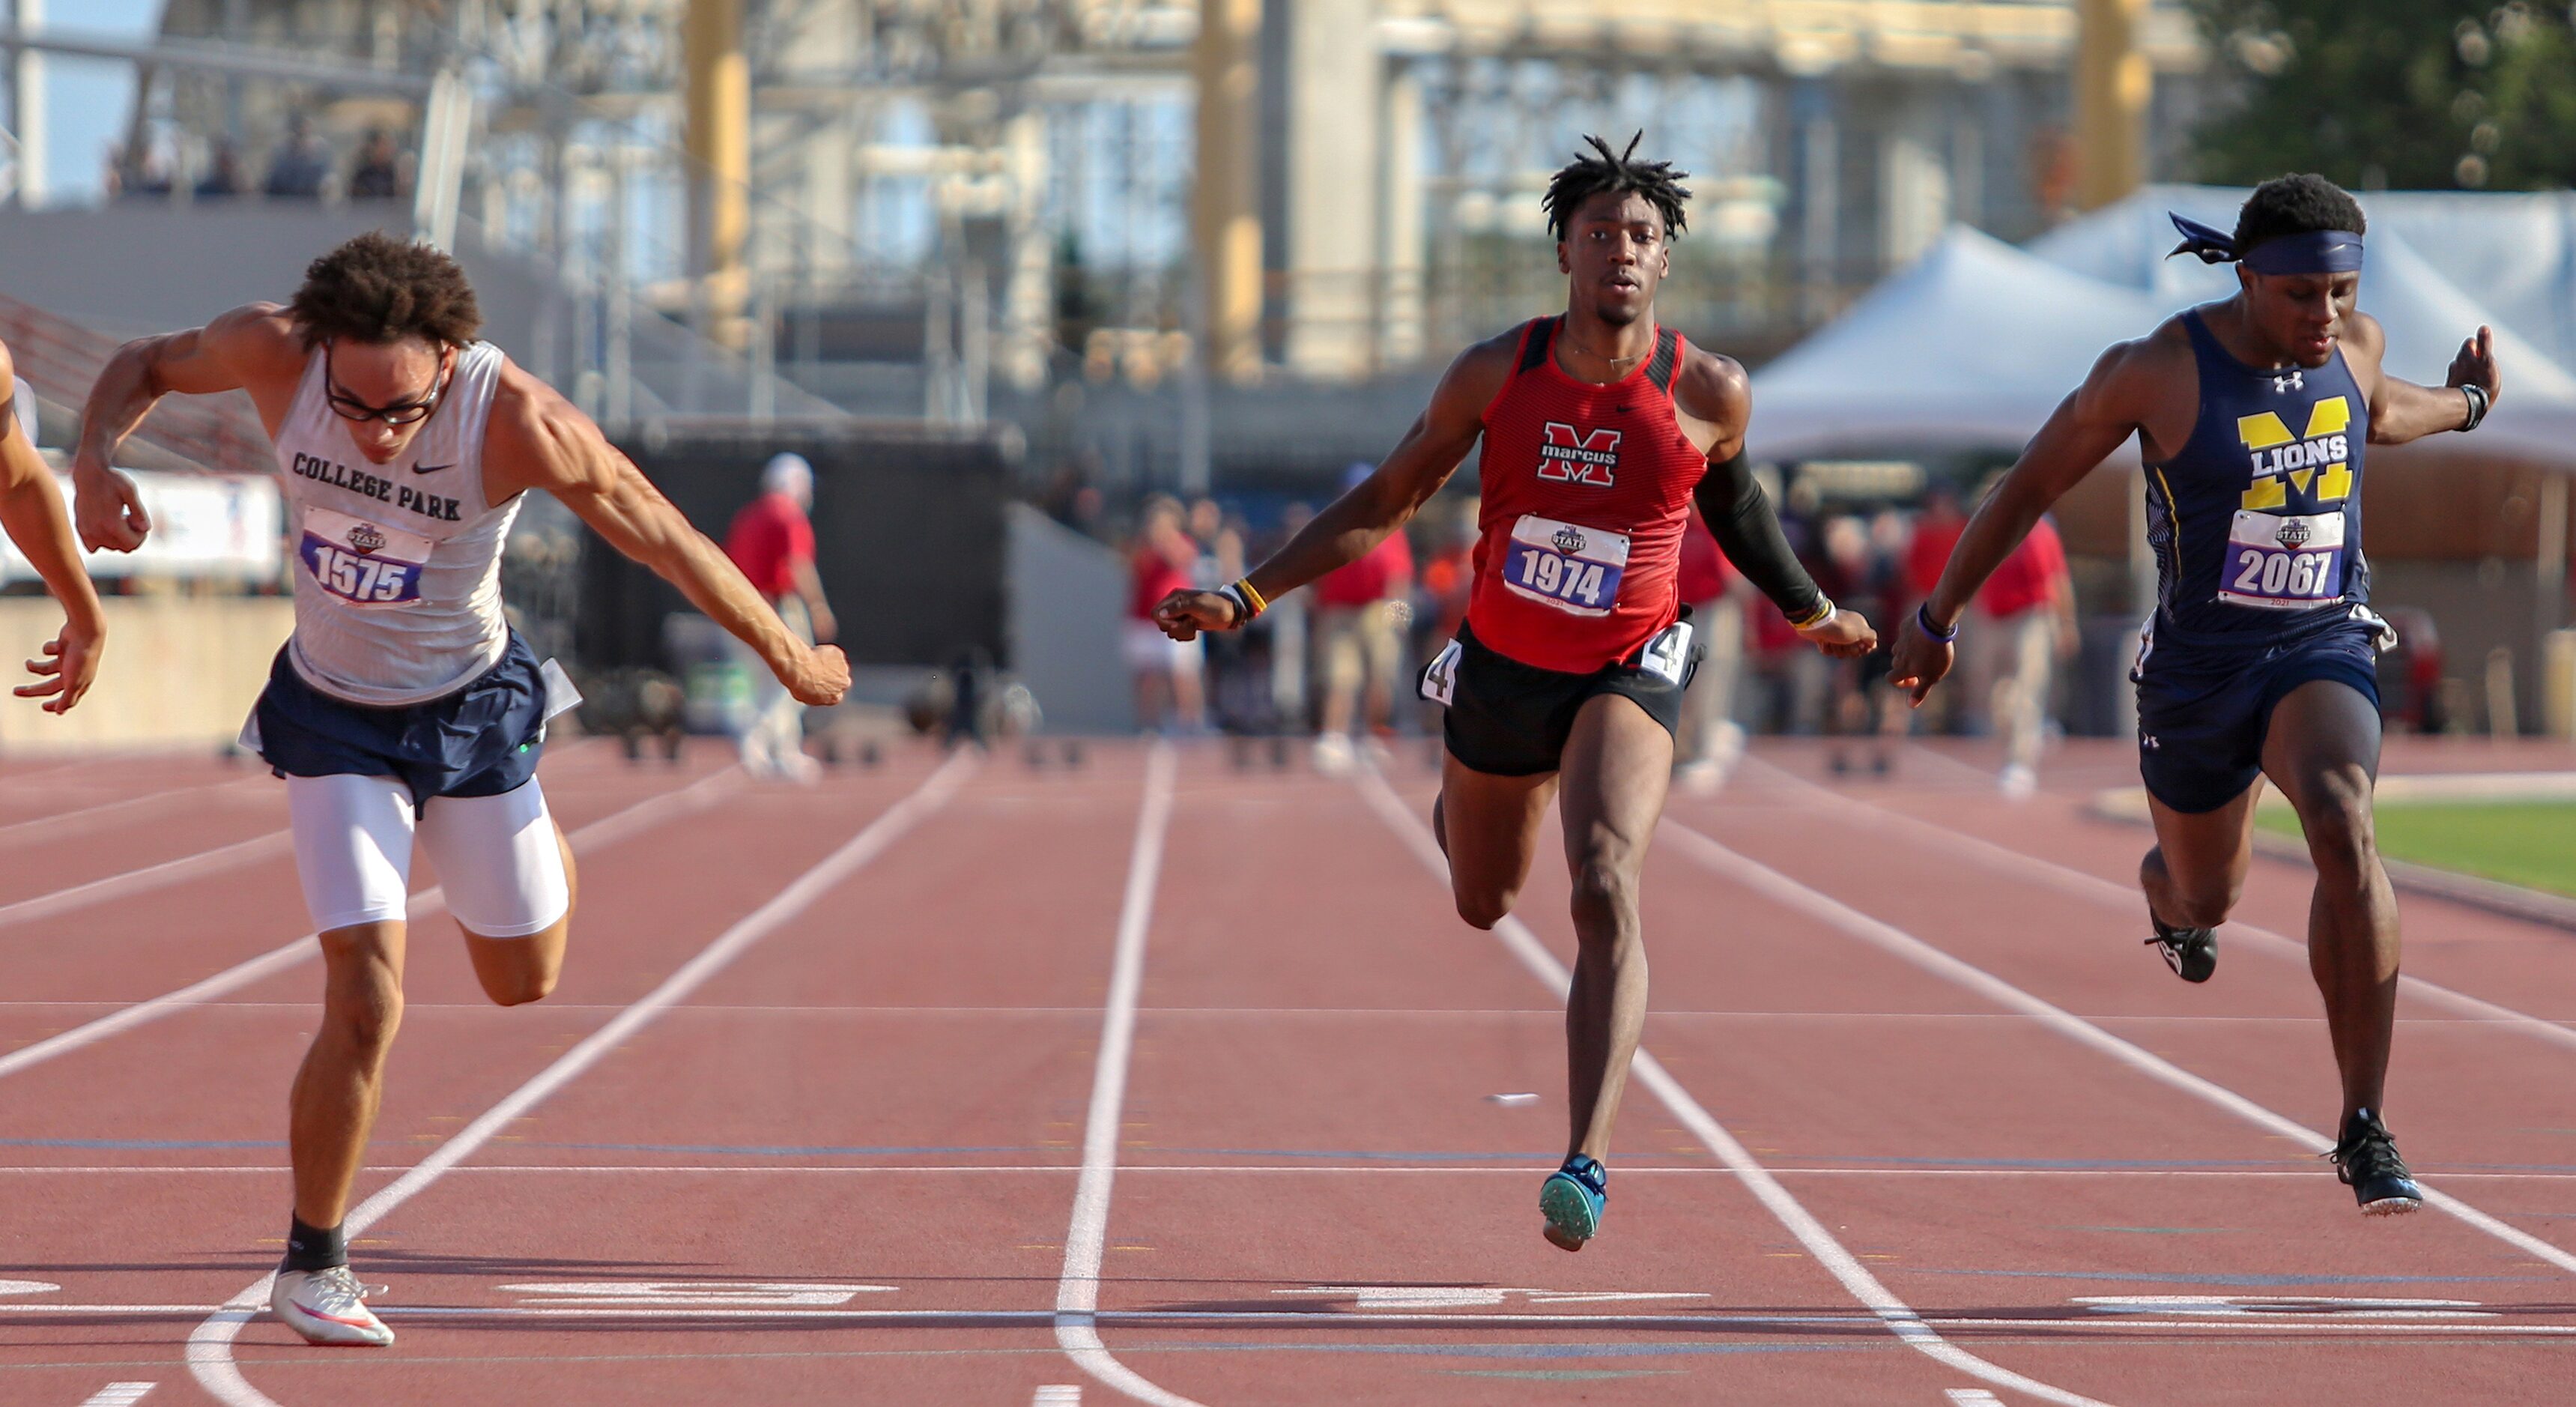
[1124,495,1205,733]
[722,453,837,781]
[1899,482,1968,733]
[1311,462,1415,774]
[1963,478,2075,798]
[1672,504,1745,793]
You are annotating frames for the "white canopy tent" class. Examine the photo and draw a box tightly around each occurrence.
[1747,226,2167,462]
[2035,184,2576,369]
[2028,187,2576,463]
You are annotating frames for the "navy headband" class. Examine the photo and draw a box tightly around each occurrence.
[2167,213,2364,275]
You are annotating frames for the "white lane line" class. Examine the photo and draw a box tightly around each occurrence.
[1053,742,1205,1407]
[1657,817,2576,1281]
[77,1385,156,1407]
[1743,755,2576,1057]
[1949,1393,2004,1406]
[1354,767,2115,1407]
[0,778,258,846]
[0,767,739,1082]
[29,1301,2576,1336]
[1034,1388,1083,1406]
[184,753,975,1407]
[27,1164,2576,1179]
[0,830,290,932]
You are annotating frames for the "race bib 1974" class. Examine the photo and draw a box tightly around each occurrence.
[1500,513,1629,618]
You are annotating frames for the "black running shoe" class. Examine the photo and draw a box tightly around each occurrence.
[2145,919,2217,983]
[2327,1108,2424,1215]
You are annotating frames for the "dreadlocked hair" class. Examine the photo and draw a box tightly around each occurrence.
[288,231,483,349]
[1541,133,1691,243]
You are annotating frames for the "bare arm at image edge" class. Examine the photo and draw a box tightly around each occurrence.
[0,349,108,712]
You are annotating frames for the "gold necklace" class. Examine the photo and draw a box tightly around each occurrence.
[1564,333,1648,369]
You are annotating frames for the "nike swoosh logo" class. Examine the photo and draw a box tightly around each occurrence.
[1614,405,1634,413]
[412,462,456,475]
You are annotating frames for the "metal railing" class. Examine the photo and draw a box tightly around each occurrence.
[0,292,270,475]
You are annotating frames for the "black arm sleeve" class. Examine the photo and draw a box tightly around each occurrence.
[1692,448,1825,621]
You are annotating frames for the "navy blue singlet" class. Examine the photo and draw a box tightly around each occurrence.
[2144,309,2369,642]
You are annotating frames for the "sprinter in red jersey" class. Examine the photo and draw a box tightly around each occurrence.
[1157,136,1873,1250]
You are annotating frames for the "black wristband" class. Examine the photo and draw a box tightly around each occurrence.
[1916,602,1960,643]
[2459,382,2490,433]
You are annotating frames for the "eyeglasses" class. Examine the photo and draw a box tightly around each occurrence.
[324,341,452,426]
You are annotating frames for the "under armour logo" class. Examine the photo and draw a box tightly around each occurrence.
[2271,371,2304,394]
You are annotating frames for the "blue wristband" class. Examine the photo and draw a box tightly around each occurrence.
[1916,602,1960,643]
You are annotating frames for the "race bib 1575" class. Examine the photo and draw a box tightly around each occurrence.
[1501,514,1629,617]
[299,504,432,608]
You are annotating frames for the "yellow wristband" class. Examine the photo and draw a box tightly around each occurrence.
[1790,596,1837,631]
[1235,578,1270,616]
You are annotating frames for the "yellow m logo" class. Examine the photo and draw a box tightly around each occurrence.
[2239,396,2352,509]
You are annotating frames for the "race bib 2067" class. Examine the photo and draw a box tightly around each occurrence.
[2219,509,2345,611]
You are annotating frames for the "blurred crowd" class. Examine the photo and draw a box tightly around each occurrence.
[1107,467,2077,794]
[106,118,414,205]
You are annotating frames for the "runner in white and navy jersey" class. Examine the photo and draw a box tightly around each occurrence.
[1890,175,2503,1215]
[70,233,852,1346]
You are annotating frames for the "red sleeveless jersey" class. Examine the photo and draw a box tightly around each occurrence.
[1466,316,1706,674]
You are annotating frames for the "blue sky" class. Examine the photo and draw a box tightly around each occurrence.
[29,0,162,205]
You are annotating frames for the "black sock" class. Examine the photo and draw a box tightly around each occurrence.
[282,1215,347,1273]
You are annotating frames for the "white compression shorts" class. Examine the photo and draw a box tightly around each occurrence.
[286,773,570,937]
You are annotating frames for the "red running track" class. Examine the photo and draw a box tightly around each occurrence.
[5,735,2576,1404]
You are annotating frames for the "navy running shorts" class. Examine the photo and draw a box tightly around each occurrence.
[2131,613,2383,814]
[1424,618,1686,778]
[252,632,551,812]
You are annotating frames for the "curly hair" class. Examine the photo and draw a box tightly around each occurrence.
[287,232,482,348]
[2234,174,2366,253]
[1541,133,1691,243]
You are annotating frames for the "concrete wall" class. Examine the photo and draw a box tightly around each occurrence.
[1005,503,1132,734]
[0,596,293,753]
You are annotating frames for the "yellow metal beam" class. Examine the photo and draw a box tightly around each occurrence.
[1192,0,1263,384]
[686,0,751,339]
[2073,0,2150,211]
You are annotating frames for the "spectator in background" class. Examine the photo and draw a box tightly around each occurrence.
[349,130,404,199]
[722,453,837,781]
[264,115,330,199]
[1903,481,1968,731]
[195,142,245,200]
[1265,502,1314,736]
[1969,503,2075,799]
[1309,463,1412,775]
[1672,505,1746,794]
[1818,512,1906,776]
[1126,495,1204,733]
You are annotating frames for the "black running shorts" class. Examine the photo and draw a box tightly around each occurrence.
[1423,619,1687,778]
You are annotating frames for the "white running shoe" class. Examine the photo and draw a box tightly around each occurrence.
[1998,763,2037,800]
[1312,731,1355,777]
[1675,758,1725,796]
[271,1266,395,1346]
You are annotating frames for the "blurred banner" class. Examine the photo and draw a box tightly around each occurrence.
[0,470,282,584]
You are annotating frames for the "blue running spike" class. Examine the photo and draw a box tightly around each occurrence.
[1540,1154,1607,1251]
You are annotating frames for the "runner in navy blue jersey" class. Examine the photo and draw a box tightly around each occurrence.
[1890,175,2502,1214]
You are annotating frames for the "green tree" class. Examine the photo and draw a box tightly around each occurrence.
[2188,0,2576,190]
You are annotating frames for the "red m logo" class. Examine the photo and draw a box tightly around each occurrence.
[1537,422,1620,486]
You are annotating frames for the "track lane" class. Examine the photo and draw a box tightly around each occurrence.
[1640,748,2576,1403]
[196,749,1148,1405]
[0,753,944,1404]
[1073,750,2082,1406]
